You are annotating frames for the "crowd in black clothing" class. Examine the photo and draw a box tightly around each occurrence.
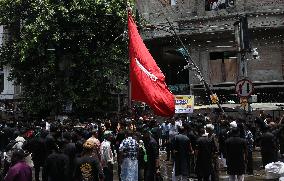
[161,111,284,181]
[0,116,161,181]
[0,111,283,181]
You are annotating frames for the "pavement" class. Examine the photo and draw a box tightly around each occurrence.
[113,149,280,181]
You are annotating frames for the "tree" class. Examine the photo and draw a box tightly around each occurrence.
[0,0,130,117]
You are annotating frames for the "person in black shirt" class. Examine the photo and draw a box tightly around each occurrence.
[279,124,284,159]
[63,132,77,181]
[184,122,198,175]
[149,120,161,144]
[74,140,102,181]
[225,127,247,181]
[23,131,47,181]
[276,115,284,159]
[115,122,126,181]
[254,111,266,132]
[260,125,278,167]
[206,124,219,181]
[172,126,193,180]
[195,127,215,181]
[143,128,160,181]
[218,119,229,168]
[43,140,69,181]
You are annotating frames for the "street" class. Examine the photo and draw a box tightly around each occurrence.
[111,149,278,181]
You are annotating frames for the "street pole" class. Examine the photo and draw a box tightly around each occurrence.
[238,15,249,79]
[235,15,252,114]
[240,52,248,78]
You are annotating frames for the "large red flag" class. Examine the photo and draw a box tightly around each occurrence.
[128,12,175,117]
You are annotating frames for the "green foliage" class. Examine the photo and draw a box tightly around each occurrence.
[0,0,131,116]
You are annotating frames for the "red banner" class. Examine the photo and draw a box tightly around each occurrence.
[128,12,175,117]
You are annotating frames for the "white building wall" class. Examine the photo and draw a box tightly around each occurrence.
[0,25,20,99]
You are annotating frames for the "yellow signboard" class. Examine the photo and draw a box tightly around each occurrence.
[175,95,194,114]
[240,97,249,111]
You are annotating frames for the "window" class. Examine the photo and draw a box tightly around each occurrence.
[205,0,235,11]
[159,0,176,6]
[209,51,238,83]
[171,0,177,5]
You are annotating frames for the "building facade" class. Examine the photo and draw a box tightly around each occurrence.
[136,0,284,105]
[0,25,21,100]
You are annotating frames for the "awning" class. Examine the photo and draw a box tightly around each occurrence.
[194,103,284,111]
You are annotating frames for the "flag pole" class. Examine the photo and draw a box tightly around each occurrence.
[126,1,133,112]
[166,18,226,115]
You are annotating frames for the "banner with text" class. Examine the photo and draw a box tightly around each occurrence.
[175,95,194,114]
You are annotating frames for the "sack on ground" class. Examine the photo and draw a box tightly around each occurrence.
[265,161,284,179]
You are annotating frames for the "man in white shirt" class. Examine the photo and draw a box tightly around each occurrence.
[100,131,114,181]
[175,119,183,128]
[167,118,178,161]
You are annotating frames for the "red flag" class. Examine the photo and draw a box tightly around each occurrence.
[128,12,175,117]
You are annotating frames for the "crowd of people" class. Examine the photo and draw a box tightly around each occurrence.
[0,110,283,181]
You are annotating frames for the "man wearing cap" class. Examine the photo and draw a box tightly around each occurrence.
[227,121,238,138]
[206,124,219,181]
[4,149,32,181]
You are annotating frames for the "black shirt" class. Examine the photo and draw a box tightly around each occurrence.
[260,131,277,153]
[196,136,214,176]
[145,137,159,164]
[74,155,100,181]
[45,152,69,181]
[225,136,247,175]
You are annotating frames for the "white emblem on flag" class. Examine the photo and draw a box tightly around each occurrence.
[135,58,158,81]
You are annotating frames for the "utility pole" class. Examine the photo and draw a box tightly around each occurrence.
[234,15,251,79]
[234,15,252,113]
